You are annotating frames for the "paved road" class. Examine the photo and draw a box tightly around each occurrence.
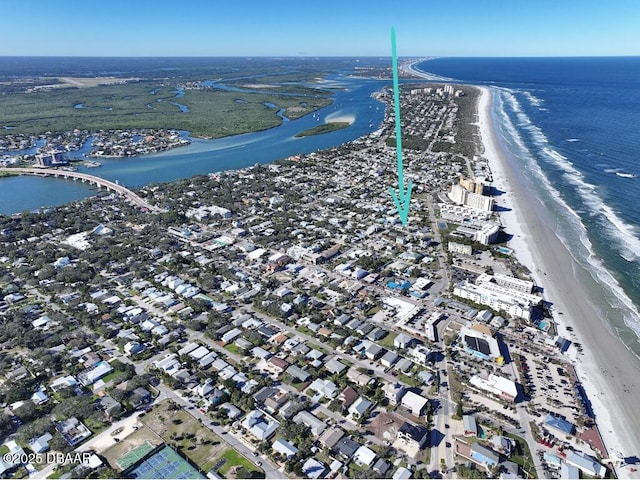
[0,167,165,213]
[153,383,284,479]
[31,412,145,479]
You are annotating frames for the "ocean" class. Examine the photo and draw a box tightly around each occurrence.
[416,57,640,358]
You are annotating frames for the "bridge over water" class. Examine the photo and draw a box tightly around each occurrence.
[0,167,166,213]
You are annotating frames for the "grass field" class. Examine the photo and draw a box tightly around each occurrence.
[215,448,263,478]
[139,400,226,472]
[0,81,332,138]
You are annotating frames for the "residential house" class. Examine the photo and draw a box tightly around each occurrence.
[463,415,478,436]
[383,382,406,405]
[293,410,326,437]
[395,358,413,373]
[333,436,360,459]
[302,458,327,479]
[348,397,372,420]
[325,358,347,375]
[470,443,500,468]
[97,395,121,419]
[273,439,298,458]
[380,350,399,368]
[131,388,151,409]
[241,410,280,441]
[28,433,53,453]
[394,333,417,349]
[219,403,242,420]
[307,378,338,400]
[373,459,391,476]
[319,428,345,449]
[401,390,429,416]
[286,365,311,383]
[346,368,373,386]
[56,417,92,446]
[339,386,359,409]
[266,356,289,375]
[491,435,514,456]
[397,422,429,452]
[353,446,377,468]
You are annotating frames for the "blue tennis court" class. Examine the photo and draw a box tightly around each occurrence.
[129,445,205,479]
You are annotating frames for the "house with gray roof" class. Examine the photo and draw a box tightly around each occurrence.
[367,327,387,341]
[348,397,373,419]
[325,358,347,375]
[381,350,399,368]
[293,410,326,437]
[395,357,413,373]
[286,365,311,383]
[333,437,360,458]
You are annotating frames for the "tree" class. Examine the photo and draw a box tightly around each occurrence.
[14,400,39,423]
[98,467,121,479]
[49,432,73,453]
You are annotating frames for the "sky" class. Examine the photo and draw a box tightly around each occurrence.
[2,0,639,57]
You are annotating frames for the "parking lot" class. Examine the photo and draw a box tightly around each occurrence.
[519,350,582,427]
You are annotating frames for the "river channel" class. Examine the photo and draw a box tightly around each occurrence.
[0,75,390,215]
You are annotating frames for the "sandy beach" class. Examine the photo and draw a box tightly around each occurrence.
[477,86,640,470]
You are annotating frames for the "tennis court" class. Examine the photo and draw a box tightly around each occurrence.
[117,441,156,470]
[129,445,205,479]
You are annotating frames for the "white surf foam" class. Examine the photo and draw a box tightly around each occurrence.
[496,88,640,339]
[522,90,544,107]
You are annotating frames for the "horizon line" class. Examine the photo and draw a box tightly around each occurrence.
[0,54,639,59]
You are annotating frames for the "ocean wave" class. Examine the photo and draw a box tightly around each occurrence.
[494,87,640,341]
[522,90,544,107]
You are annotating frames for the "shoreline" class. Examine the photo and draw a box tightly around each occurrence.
[477,86,640,469]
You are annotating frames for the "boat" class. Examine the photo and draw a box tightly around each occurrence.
[85,160,102,168]
[616,172,636,178]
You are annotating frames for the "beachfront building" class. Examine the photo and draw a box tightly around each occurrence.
[453,223,501,245]
[470,372,518,402]
[448,184,494,212]
[565,451,607,478]
[459,176,485,195]
[453,273,541,319]
[492,273,534,293]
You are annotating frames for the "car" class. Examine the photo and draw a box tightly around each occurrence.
[199,408,206,414]
[256,461,262,467]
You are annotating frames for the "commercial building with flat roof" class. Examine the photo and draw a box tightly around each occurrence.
[470,373,518,402]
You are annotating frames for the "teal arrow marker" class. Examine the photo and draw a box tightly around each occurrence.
[388,27,413,226]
